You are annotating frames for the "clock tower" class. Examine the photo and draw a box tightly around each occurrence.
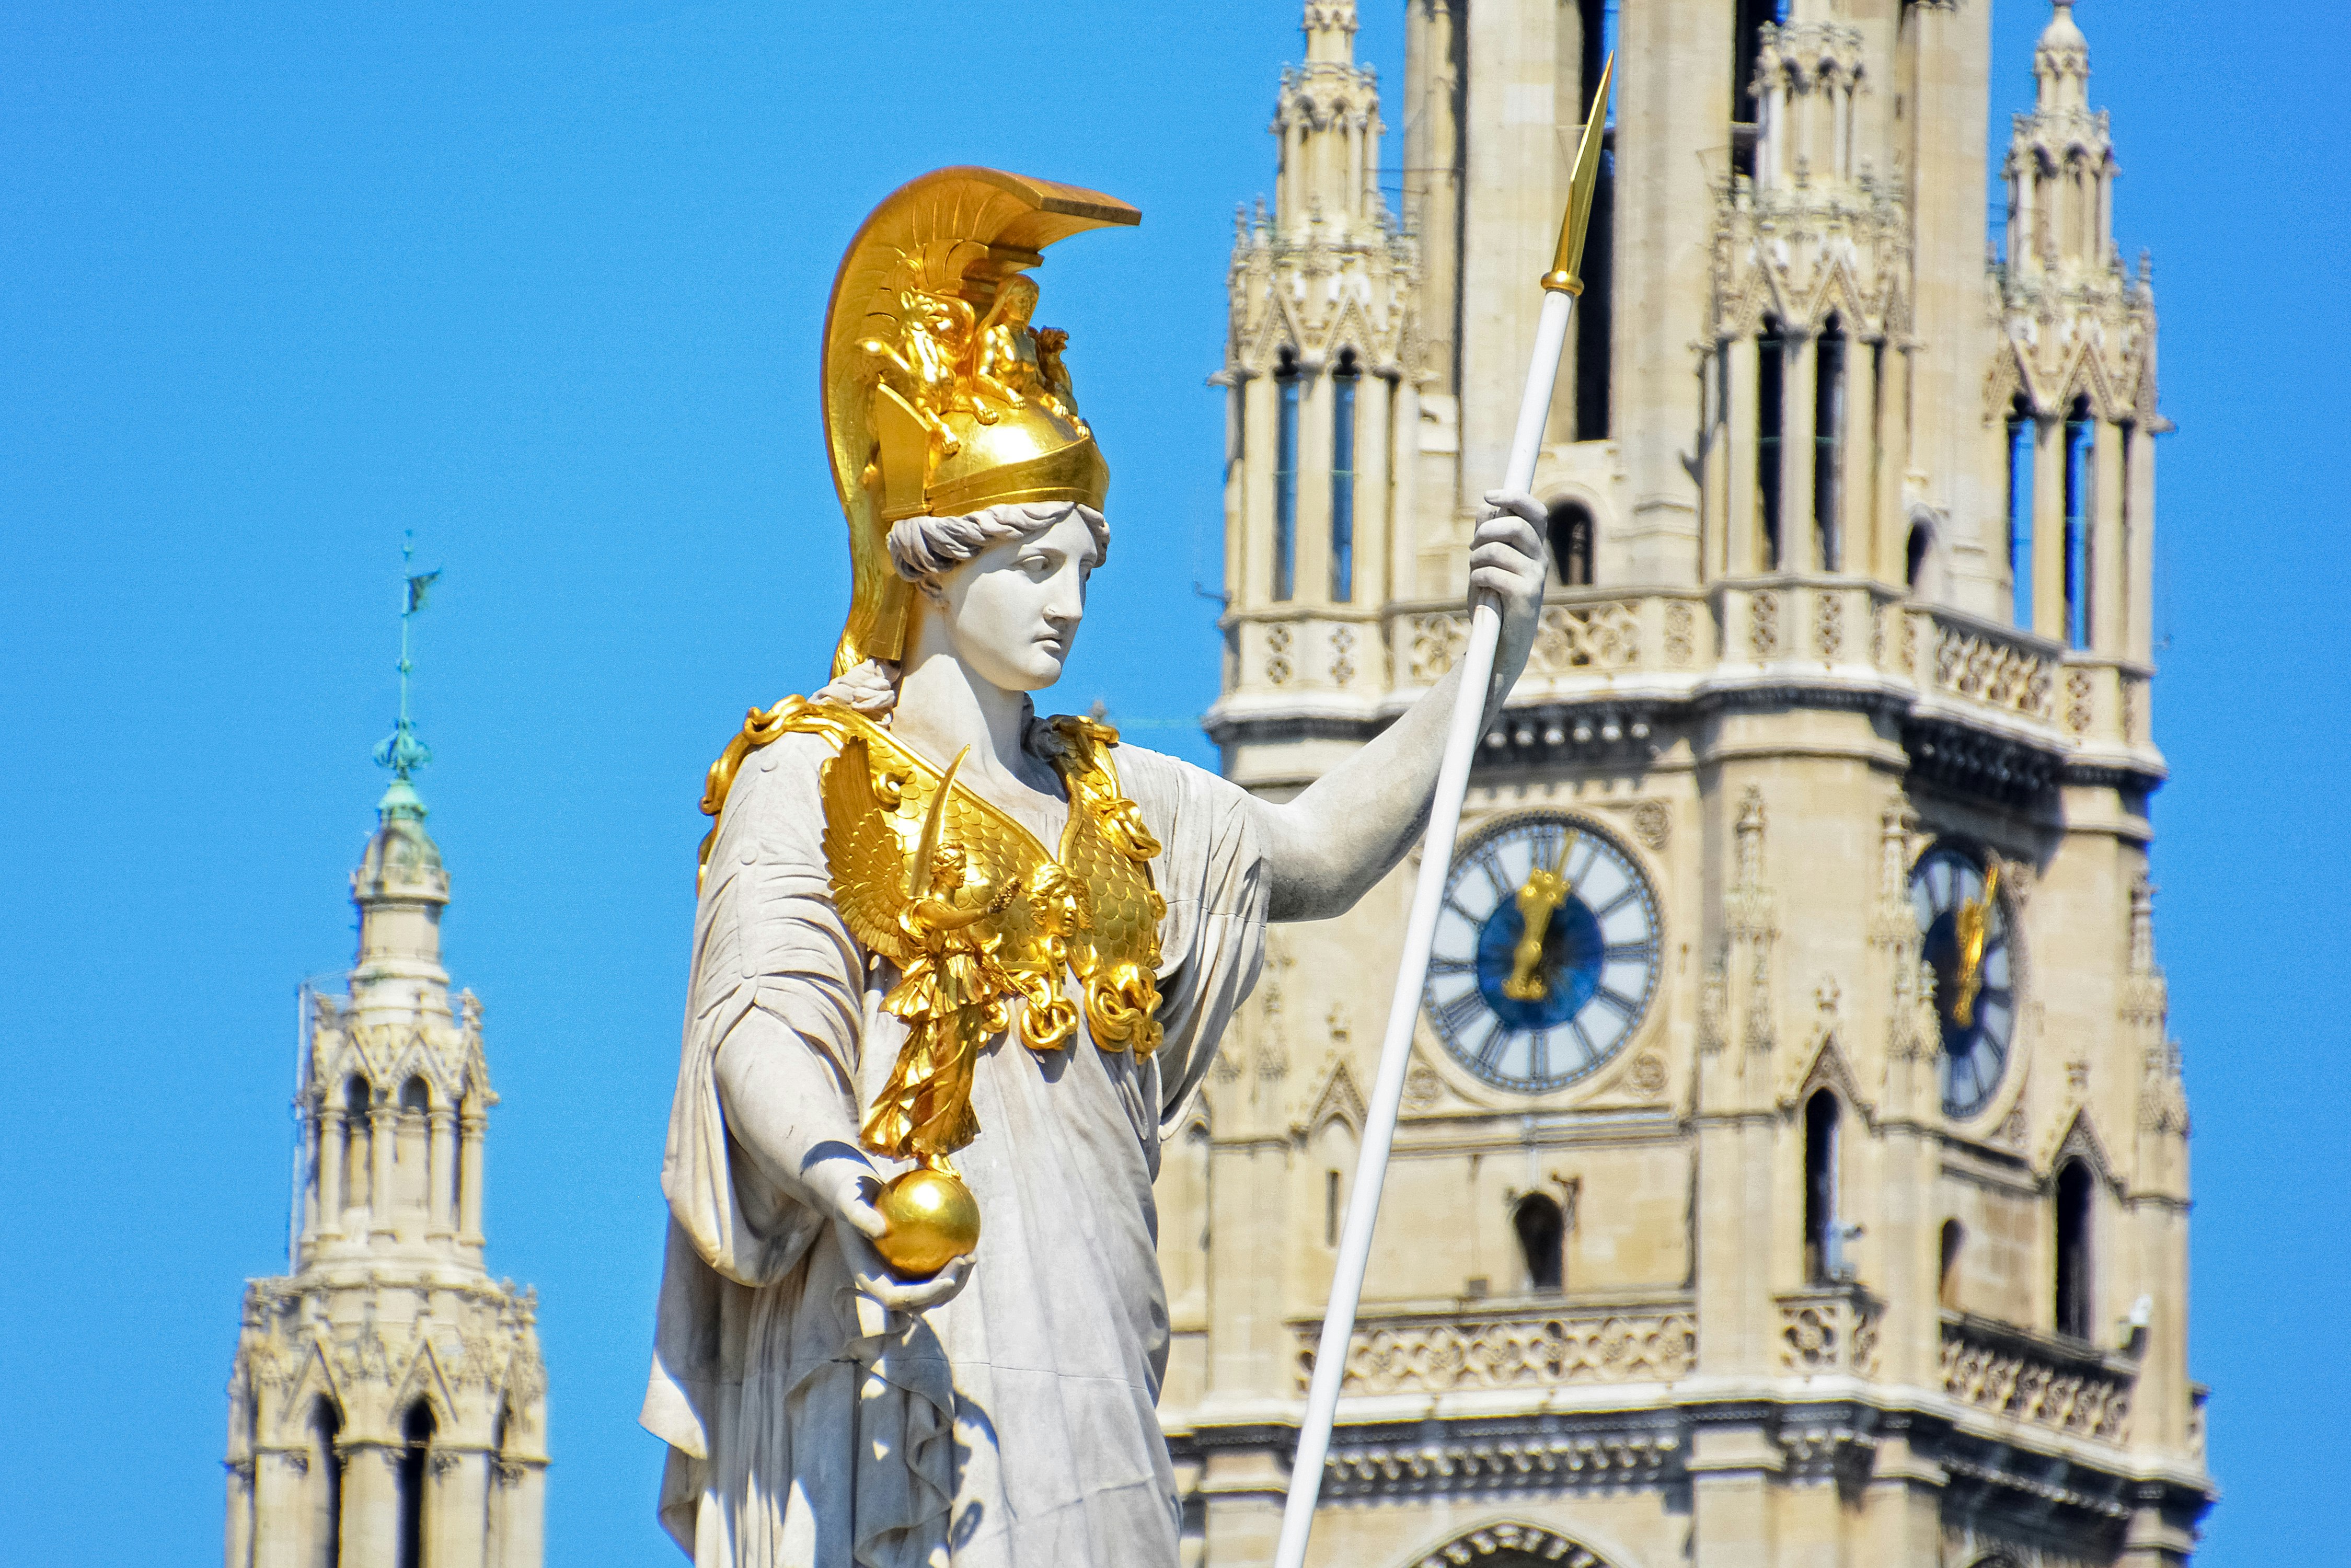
[1159,4,2211,1567]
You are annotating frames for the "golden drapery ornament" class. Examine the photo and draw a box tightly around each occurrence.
[821,168,1140,677]
[698,698,1166,1171]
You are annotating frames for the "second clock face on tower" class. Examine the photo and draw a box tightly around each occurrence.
[1424,813,1663,1093]
[1910,843,2019,1121]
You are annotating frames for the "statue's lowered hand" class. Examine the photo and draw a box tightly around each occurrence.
[805,1147,975,1316]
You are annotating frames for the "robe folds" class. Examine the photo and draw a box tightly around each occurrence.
[642,720,1267,1567]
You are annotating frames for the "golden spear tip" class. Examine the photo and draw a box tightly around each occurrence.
[1542,53,1616,295]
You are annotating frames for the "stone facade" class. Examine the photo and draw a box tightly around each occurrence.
[223,778,546,1567]
[1169,3,2208,1566]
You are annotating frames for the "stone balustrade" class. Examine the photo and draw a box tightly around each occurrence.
[1939,1312,2134,1444]
[1295,1301,1697,1396]
[1211,584,2160,785]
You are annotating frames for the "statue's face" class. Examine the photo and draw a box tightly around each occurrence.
[926,506,1098,694]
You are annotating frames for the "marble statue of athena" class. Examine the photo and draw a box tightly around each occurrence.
[640,167,1548,1567]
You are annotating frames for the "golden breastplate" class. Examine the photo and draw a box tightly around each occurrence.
[699,698,1166,1058]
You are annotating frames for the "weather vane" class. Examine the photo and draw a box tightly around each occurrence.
[372,532,441,804]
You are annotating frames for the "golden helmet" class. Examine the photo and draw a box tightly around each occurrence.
[821,168,1139,676]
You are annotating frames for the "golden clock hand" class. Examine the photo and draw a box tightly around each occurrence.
[1502,837,1577,1002]
[1950,862,2001,1027]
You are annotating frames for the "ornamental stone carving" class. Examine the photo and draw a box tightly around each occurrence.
[1301,1307,1697,1394]
[1940,1321,2132,1443]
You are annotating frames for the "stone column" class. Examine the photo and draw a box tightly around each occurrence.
[1390,375,1422,597]
[250,1449,309,1568]
[429,1450,491,1568]
[1877,346,1911,587]
[1782,330,1817,571]
[2126,423,2157,663]
[369,1102,398,1242]
[224,1457,255,1568]
[1840,339,1873,575]
[427,1108,457,1241]
[1357,371,1392,608]
[340,1445,399,1568]
[1726,335,1760,573]
[458,1111,487,1249]
[316,1108,344,1243]
[2092,418,2126,652]
[495,1463,547,1568]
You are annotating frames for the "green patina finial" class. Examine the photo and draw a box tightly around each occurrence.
[372,532,442,820]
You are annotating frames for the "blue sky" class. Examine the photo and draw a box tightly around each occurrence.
[2,2,2343,1562]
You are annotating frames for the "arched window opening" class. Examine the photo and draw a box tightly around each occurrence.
[1731,0,1787,177]
[2006,395,2035,627]
[1803,1090,1840,1284]
[1324,1169,1341,1248]
[308,1398,343,1568]
[395,1401,435,1568]
[2063,394,2094,649]
[1905,521,1932,593]
[1814,315,1846,571]
[1547,500,1595,587]
[1939,1219,1965,1311]
[399,1077,429,1113]
[1331,350,1358,602]
[2055,1159,2095,1340]
[1273,349,1300,602]
[1513,1192,1565,1292]
[1757,317,1786,569]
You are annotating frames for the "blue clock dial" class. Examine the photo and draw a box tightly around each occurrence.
[1423,812,1662,1093]
[1910,844,2018,1120]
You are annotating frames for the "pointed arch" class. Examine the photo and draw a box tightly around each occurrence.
[1301,1057,1367,1140]
[2038,1103,2120,1192]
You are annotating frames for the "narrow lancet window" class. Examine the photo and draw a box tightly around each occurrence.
[2056,1159,2095,1339]
[2006,396,2035,626]
[1814,315,1846,570]
[395,1401,435,1568]
[1803,1090,1840,1284]
[1757,318,1786,569]
[1939,1219,1965,1310]
[1273,353,1299,602]
[308,1399,343,1568]
[1330,351,1358,602]
[1548,500,1595,587]
[1514,1192,1565,1291]
[2064,395,2094,649]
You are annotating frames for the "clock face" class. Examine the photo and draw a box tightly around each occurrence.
[1910,844,2017,1120]
[1423,813,1663,1093]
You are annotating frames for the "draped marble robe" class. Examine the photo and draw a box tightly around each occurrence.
[642,716,1266,1567]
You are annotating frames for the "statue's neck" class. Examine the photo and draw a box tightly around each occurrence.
[892,630,1068,831]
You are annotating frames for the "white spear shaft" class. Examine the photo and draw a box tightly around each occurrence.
[1270,57,1612,1568]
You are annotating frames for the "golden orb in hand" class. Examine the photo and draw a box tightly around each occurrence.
[873,1165,981,1279]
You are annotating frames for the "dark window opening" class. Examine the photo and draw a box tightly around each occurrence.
[1758,318,1786,569]
[1731,0,1786,178]
[1274,350,1299,602]
[1548,500,1595,587]
[2064,394,2094,649]
[2055,1159,2094,1339]
[1513,1193,1565,1291]
[1324,1169,1341,1248]
[2006,395,2036,627]
[396,1401,435,1568]
[1939,1219,1965,1310]
[309,1399,343,1568]
[399,1076,429,1113]
[1331,351,1358,602]
[1573,149,1614,442]
[1803,1090,1840,1284]
[1906,522,1931,592]
[1814,315,1846,571]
